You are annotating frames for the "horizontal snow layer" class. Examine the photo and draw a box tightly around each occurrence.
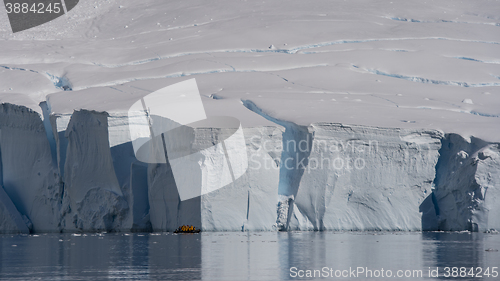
[0,0,499,140]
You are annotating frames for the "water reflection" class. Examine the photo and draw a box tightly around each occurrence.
[279,232,425,280]
[0,232,498,280]
[202,232,280,280]
[421,232,500,279]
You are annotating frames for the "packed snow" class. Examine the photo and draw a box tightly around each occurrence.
[0,0,499,233]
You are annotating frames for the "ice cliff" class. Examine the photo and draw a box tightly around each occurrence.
[428,134,500,232]
[0,102,498,233]
[0,104,61,233]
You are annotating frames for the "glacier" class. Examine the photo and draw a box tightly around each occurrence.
[0,100,498,233]
[0,0,499,233]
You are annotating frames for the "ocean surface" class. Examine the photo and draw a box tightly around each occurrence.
[1,231,499,280]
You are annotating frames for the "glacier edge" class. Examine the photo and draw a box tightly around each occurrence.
[0,102,499,233]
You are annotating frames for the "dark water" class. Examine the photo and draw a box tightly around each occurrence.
[0,231,499,280]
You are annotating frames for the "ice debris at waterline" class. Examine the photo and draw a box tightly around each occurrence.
[0,102,498,233]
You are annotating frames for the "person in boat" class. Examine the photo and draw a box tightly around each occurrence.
[175,225,197,232]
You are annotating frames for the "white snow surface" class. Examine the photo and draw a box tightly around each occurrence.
[0,0,498,140]
[0,0,499,232]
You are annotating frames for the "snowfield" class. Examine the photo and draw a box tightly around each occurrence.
[0,0,499,233]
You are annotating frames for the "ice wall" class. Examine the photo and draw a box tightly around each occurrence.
[60,110,131,232]
[0,103,61,233]
[429,134,500,232]
[288,124,442,231]
[242,101,500,232]
[52,110,150,232]
[148,126,282,231]
[0,185,30,234]
[0,102,499,233]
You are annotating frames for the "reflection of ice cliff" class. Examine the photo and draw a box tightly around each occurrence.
[0,101,498,233]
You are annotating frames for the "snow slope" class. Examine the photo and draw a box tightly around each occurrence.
[0,0,499,232]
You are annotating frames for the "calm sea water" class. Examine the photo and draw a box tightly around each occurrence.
[0,231,499,280]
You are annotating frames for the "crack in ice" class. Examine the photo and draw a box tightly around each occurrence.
[352,65,500,88]
[384,16,500,27]
[0,65,72,91]
[452,57,500,64]
[72,64,328,91]
[89,37,500,68]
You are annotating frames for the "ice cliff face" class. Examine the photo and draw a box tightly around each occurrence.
[60,110,130,232]
[0,102,498,233]
[0,103,61,233]
[287,124,443,231]
[148,126,281,231]
[429,134,500,232]
[0,185,30,234]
